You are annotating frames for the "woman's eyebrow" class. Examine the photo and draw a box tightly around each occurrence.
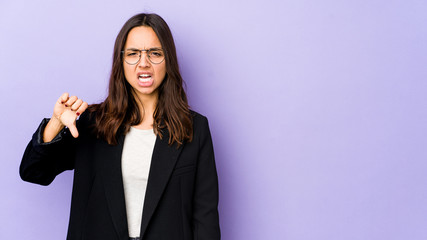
[125,47,162,51]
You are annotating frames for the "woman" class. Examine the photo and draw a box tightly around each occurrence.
[20,13,220,240]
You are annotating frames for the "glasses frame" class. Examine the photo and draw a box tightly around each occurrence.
[121,48,165,65]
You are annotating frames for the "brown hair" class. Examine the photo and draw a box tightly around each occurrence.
[89,13,192,146]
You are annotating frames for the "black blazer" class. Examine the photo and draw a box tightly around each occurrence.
[20,111,220,240]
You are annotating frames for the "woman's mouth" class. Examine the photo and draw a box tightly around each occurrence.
[139,73,152,81]
[138,73,153,87]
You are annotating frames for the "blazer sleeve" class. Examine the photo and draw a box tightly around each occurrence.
[192,116,221,240]
[19,118,78,186]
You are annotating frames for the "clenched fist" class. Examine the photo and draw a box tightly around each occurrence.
[43,93,88,142]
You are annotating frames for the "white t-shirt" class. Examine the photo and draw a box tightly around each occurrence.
[121,127,156,237]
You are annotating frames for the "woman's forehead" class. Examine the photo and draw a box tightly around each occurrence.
[125,26,162,49]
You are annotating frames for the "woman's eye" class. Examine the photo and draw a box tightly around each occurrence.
[127,52,138,56]
[150,51,163,57]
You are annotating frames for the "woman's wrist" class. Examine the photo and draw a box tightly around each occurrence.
[43,115,65,142]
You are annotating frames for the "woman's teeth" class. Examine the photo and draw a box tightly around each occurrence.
[139,74,152,82]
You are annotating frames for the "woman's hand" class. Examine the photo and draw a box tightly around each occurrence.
[43,93,88,142]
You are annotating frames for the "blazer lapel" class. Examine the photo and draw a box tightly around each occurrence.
[100,134,129,239]
[139,130,183,237]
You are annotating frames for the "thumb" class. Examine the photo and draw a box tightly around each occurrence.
[68,123,79,138]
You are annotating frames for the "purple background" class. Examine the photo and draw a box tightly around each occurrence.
[1,0,427,239]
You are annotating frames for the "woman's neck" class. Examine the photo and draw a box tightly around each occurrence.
[133,92,158,130]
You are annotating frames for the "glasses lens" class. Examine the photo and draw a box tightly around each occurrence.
[148,49,165,64]
[124,50,140,65]
[123,49,165,65]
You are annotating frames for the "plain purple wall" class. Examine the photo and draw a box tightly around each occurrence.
[1,0,426,239]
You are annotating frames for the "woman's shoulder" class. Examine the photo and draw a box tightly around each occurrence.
[190,110,209,125]
[75,108,98,134]
[189,110,212,136]
[78,109,96,124]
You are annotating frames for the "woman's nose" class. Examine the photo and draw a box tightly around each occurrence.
[138,52,150,67]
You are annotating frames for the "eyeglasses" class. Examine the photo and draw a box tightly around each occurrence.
[121,48,165,65]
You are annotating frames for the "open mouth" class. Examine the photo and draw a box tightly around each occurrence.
[138,74,152,82]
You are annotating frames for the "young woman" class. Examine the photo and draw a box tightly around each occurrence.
[20,13,220,240]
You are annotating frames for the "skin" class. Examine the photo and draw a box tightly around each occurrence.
[43,93,88,142]
[123,26,166,129]
[43,26,166,142]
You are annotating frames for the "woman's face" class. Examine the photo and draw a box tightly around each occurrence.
[123,26,166,100]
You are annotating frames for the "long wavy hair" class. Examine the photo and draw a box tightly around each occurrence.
[89,13,192,146]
